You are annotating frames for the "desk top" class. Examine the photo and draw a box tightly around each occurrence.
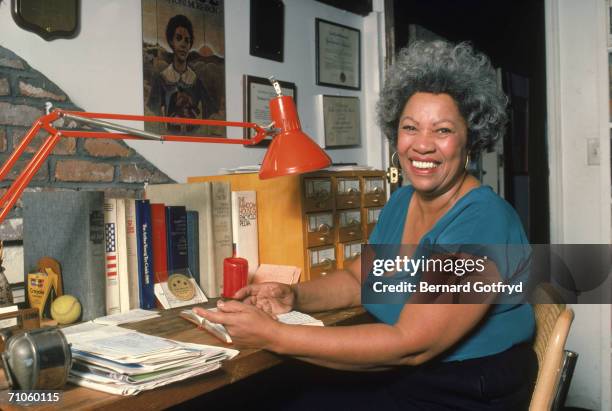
[1,305,371,411]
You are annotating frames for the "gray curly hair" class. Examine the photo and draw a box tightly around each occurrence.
[377,41,507,155]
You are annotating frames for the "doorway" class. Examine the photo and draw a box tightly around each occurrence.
[390,0,549,243]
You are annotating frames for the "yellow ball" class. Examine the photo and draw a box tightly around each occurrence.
[51,295,82,324]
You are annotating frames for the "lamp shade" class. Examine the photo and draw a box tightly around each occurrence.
[259,96,331,179]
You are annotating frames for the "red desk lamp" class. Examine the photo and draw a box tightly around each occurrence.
[0,77,331,223]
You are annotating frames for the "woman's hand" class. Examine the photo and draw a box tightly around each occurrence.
[193,301,281,349]
[233,282,296,314]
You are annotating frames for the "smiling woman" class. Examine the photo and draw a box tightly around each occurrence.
[193,40,536,411]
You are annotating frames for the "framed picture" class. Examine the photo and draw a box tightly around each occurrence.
[315,18,361,90]
[11,0,80,41]
[243,75,297,147]
[321,95,361,148]
[141,0,226,137]
[250,0,284,62]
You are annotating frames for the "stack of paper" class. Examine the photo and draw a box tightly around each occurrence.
[92,309,160,326]
[62,321,238,396]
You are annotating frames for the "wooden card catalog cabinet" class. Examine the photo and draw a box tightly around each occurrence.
[188,170,387,281]
[300,170,386,281]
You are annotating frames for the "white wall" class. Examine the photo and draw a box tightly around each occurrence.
[546,0,611,409]
[0,0,385,182]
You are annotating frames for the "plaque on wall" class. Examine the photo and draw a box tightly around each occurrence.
[11,0,80,41]
[321,95,361,148]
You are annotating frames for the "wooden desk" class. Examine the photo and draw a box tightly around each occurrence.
[0,305,372,411]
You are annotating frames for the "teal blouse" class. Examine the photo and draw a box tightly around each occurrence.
[363,185,535,362]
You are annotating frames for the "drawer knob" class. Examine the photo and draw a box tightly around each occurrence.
[317,223,331,234]
[372,198,380,203]
[320,272,328,277]
[320,258,333,269]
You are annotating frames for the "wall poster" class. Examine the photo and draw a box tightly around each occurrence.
[142,0,226,136]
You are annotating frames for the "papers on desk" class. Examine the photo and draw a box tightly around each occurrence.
[62,320,239,396]
[92,309,160,326]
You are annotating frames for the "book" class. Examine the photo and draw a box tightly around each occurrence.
[210,182,233,296]
[231,191,259,276]
[165,206,188,271]
[22,191,106,321]
[124,199,141,310]
[186,211,200,283]
[103,199,121,315]
[180,309,323,344]
[144,183,216,297]
[135,200,155,309]
[115,199,130,313]
[150,203,168,282]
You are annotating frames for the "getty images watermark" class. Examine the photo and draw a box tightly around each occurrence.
[360,244,611,305]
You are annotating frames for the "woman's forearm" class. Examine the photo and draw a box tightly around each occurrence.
[292,270,361,312]
[267,322,426,369]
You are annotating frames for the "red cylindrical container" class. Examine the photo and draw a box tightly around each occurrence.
[223,256,248,298]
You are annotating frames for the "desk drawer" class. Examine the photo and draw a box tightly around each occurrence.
[337,209,362,242]
[336,178,361,209]
[306,212,335,247]
[363,177,386,207]
[308,246,336,279]
[303,178,333,211]
[364,206,383,237]
[338,240,363,269]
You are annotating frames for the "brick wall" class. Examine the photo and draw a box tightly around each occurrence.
[0,45,173,238]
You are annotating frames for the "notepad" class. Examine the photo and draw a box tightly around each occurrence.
[180,308,324,343]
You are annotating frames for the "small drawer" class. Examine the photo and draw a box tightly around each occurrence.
[335,178,361,209]
[308,246,337,280]
[338,240,363,269]
[363,177,386,207]
[365,206,383,237]
[306,212,335,247]
[303,178,333,211]
[337,209,362,242]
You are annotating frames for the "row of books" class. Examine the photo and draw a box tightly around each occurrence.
[105,182,260,314]
[21,183,259,320]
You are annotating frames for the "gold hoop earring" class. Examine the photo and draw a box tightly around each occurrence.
[387,152,400,184]
[391,151,400,168]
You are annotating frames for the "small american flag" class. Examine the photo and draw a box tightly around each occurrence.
[105,223,117,278]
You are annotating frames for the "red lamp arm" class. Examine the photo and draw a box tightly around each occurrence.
[0,109,273,223]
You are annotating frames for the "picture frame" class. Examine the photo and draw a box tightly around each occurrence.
[11,0,80,41]
[250,0,284,62]
[243,75,297,147]
[141,0,226,137]
[321,95,361,148]
[315,18,361,90]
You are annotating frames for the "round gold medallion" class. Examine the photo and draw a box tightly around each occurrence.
[167,273,196,301]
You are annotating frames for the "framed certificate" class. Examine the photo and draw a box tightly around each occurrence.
[315,18,361,90]
[243,75,297,146]
[321,95,361,148]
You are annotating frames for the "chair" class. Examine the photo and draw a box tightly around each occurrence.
[530,301,575,411]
